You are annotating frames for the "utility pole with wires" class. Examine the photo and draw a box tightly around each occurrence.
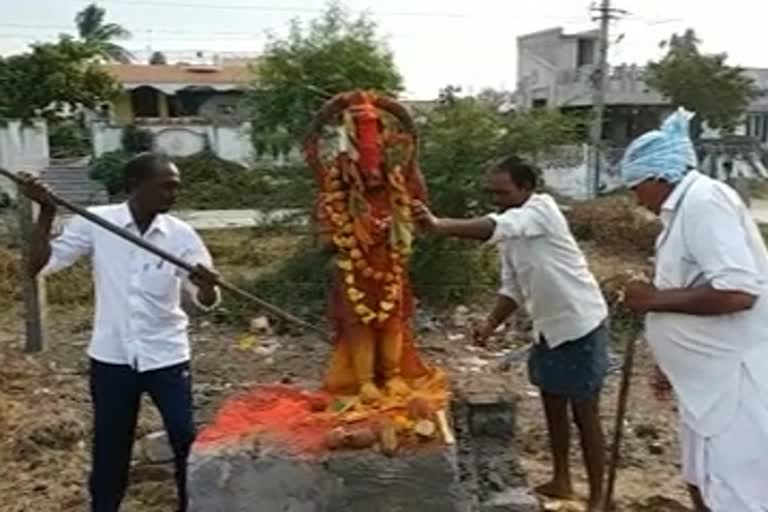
[589,0,626,198]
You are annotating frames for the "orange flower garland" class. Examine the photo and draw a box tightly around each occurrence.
[321,162,415,326]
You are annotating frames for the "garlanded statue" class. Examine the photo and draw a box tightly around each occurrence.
[304,90,444,404]
[191,91,451,460]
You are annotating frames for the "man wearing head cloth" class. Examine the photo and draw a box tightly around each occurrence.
[622,108,768,511]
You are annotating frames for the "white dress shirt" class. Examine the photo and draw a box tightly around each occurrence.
[43,203,221,372]
[487,193,608,347]
[646,171,768,436]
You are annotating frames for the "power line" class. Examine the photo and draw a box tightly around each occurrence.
[93,0,475,18]
[0,22,264,37]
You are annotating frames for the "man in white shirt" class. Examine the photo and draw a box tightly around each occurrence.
[19,153,221,512]
[414,155,610,512]
[623,109,768,512]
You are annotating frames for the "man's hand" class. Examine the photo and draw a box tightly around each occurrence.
[17,172,56,211]
[189,263,220,308]
[411,200,439,232]
[624,281,658,315]
[650,365,673,402]
[471,319,497,347]
[189,264,219,292]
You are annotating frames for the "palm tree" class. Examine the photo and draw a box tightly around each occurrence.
[76,3,134,63]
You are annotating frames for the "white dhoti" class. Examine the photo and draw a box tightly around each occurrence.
[679,371,768,512]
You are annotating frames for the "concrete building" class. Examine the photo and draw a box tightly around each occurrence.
[516,27,768,149]
[744,69,768,146]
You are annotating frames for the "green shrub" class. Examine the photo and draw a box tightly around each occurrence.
[121,124,155,153]
[175,151,315,210]
[409,237,498,306]
[175,150,266,209]
[49,120,90,158]
[225,240,331,329]
[88,149,132,197]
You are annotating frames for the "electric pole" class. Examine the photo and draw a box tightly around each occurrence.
[589,0,624,198]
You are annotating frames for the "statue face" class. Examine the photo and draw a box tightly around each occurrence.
[362,168,385,189]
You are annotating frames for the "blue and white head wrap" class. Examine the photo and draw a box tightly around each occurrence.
[621,107,697,188]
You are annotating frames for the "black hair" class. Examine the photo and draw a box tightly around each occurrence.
[123,152,174,192]
[493,154,538,191]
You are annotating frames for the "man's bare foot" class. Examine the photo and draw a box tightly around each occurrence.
[534,480,576,500]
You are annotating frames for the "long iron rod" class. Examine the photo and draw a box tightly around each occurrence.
[0,167,327,339]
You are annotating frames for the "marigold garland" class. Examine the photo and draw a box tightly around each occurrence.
[320,156,415,326]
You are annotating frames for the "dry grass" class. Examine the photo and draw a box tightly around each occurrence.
[0,229,304,309]
[0,248,93,309]
[566,195,661,258]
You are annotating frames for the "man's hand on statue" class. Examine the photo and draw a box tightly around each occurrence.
[17,172,56,211]
[623,281,657,315]
[650,365,673,402]
[411,200,439,232]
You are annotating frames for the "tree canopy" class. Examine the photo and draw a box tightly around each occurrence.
[647,29,758,131]
[419,92,583,216]
[0,37,119,121]
[245,1,402,155]
[75,3,134,63]
[149,51,168,65]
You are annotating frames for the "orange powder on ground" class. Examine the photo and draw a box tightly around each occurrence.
[195,386,338,455]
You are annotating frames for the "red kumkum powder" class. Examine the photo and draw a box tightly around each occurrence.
[195,385,336,455]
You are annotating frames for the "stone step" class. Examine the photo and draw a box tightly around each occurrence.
[41,165,109,207]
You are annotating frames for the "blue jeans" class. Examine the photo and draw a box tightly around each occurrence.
[89,359,195,512]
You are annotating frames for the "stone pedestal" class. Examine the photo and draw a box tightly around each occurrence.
[188,384,537,512]
[189,443,468,512]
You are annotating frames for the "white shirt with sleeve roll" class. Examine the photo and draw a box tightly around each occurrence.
[487,193,608,348]
[42,203,221,372]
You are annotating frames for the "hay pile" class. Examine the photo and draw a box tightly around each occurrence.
[566,195,660,258]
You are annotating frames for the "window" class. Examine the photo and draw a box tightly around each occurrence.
[746,113,768,143]
[130,87,161,118]
[532,98,548,109]
[577,38,596,67]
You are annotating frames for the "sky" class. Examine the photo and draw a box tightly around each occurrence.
[0,0,764,99]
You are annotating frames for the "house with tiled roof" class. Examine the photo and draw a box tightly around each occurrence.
[92,62,256,165]
[104,63,251,125]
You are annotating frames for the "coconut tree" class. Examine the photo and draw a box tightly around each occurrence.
[75,3,133,63]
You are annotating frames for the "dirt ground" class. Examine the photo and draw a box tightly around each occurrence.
[0,205,694,512]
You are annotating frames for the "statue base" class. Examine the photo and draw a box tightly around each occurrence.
[188,384,537,512]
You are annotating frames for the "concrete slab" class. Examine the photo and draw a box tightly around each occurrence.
[188,443,469,512]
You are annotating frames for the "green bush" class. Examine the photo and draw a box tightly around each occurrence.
[175,151,267,209]
[121,124,155,153]
[88,145,315,210]
[410,237,498,306]
[89,125,155,198]
[49,120,90,158]
[175,151,315,210]
[225,240,331,329]
[88,149,132,197]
